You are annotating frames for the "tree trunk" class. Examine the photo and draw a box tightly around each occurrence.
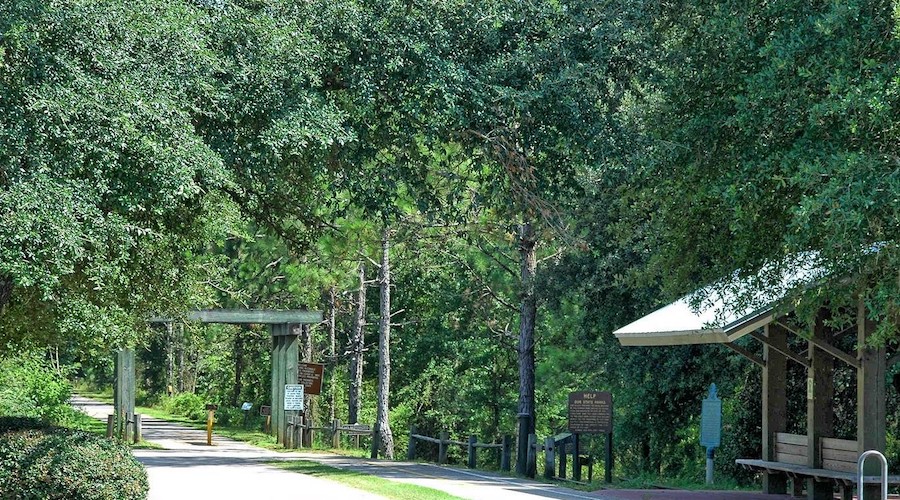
[301,324,314,445]
[348,261,366,424]
[177,323,185,393]
[517,222,537,435]
[232,327,244,407]
[374,227,395,459]
[165,322,175,396]
[328,286,337,424]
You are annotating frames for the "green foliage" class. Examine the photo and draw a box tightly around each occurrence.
[161,393,207,421]
[0,352,77,425]
[0,419,148,500]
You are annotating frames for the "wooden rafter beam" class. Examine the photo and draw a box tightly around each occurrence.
[723,342,765,368]
[773,319,859,368]
[748,330,810,368]
[807,335,859,369]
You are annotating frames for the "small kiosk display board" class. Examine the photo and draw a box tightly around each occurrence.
[298,362,325,395]
[284,384,304,411]
[567,391,614,483]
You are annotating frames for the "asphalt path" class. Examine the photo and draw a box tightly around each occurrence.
[70,396,606,500]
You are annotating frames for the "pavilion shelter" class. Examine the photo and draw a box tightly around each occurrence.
[613,257,897,499]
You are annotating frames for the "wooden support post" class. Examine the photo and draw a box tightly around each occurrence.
[438,431,449,465]
[133,414,142,444]
[333,419,342,449]
[526,433,537,478]
[114,349,135,441]
[573,434,582,481]
[605,432,613,483]
[501,435,511,472]
[559,441,567,479]
[270,330,283,443]
[857,301,886,500]
[370,422,382,459]
[468,435,477,469]
[407,425,417,460]
[806,310,834,500]
[544,437,556,479]
[106,415,114,438]
[762,323,788,494]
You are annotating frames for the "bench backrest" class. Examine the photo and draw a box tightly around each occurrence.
[774,433,808,465]
[820,437,858,473]
[773,433,858,472]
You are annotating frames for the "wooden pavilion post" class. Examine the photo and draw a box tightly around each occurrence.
[270,323,301,446]
[857,301,886,499]
[806,309,835,500]
[761,323,787,494]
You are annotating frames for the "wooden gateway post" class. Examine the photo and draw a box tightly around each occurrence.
[151,309,322,447]
[612,257,897,499]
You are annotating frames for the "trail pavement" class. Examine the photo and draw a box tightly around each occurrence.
[71,396,607,500]
[72,396,798,500]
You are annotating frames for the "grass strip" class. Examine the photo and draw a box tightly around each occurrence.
[271,459,465,500]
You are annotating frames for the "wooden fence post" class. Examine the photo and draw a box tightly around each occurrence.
[501,435,511,471]
[407,425,417,460]
[559,441,568,479]
[526,433,537,478]
[467,435,477,469]
[133,414,142,444]
[106,415,114,438]
[544,437,555,479]
[438,431,449,465]
[332,419,341,449]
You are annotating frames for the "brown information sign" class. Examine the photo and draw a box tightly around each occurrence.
[298,362,325,395]
[568,391,613,434]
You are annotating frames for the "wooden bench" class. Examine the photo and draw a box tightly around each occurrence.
[736,433,900,499]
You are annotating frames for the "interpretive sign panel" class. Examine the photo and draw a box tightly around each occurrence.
[568,391,613,434]
[284,384,304,411]
[700,384,722,448]
[298,362,325,395]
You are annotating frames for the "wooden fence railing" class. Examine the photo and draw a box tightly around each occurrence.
[407,425,512,470]
[407,426,600,482]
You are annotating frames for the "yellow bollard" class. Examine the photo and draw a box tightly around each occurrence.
[206,404,218,446]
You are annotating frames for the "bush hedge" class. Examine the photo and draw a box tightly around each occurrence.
[0,417,148,500]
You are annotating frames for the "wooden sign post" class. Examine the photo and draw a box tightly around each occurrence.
[700,384,722,484]
[568,391,614,483]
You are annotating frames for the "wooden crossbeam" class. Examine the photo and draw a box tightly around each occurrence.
[724,342,765,368]
[806,335,859,369]
[150,309,323,325]
[748,330,809,368]
[773,319,859,368]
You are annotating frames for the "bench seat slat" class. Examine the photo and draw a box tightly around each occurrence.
[776,433,808,446]
[774,453,808,466]
[735,459,900,485]
[821,437,857,452]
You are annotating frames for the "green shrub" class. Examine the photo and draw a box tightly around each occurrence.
[0,353,77,425]
[162,392,206,421]
[0,418,148,499]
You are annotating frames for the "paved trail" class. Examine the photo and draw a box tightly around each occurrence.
[73,396,804,500]
[71,396,603,500]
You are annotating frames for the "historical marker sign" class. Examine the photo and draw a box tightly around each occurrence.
[298,362,325,395]
[700,383,722,448]
[284,384,304,411]
[568,391,613,434]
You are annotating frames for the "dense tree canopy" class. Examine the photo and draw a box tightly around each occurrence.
[1,0,898,485]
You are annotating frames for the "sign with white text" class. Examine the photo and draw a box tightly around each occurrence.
[284,384,304,411]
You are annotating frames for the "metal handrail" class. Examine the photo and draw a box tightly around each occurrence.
[857,450,888,500]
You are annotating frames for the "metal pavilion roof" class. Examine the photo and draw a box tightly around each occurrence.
[614,252,827,346]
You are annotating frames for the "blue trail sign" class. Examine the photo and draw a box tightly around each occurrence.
[700,383,722,448]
